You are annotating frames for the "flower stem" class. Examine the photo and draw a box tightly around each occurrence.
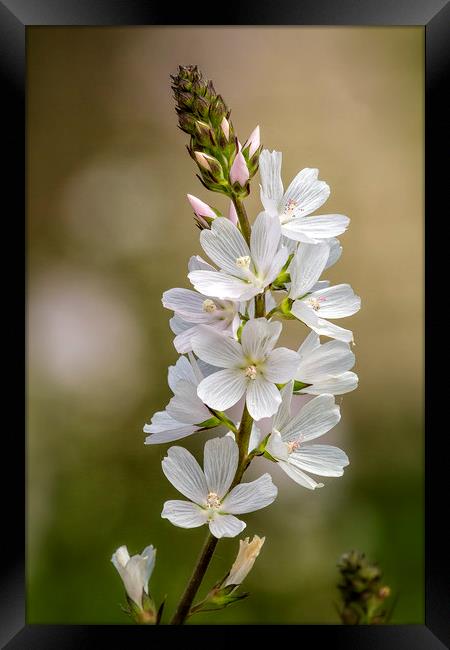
[169,532,219,625]
[232,196,251,245]
[169,405,255,624]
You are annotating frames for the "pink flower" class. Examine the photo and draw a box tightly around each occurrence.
[230,151,250,186]
[221,117,230,141]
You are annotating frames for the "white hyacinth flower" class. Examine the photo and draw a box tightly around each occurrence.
[224,535,265,587]
[192,318,300,421]
[144,354,214,445]
[265,382,349,489]
[259,149,350,243]
[289,241,361,343]
[295,331,358,395]
[161,436,277,538]
[111,544,156,610]
[188,212,288,301]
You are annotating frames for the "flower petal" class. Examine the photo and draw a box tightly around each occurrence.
[144,424,199,445]
[204,436,238,498]
[282,214,350,243]
[302,371,358,395]
[168,355,198,392]
[309,284,361,318]
[240,318,282,361]
[221,473,278,514]
[289,242,330,299]
[166,380,212,424]
[280,167,330,218]
[161,446,208,504]
[314,318,355,343]
[192,325,244,368]
[266,430,289,461]
[188,255,215,272]
[259,149,283,217]
[246,376,281,420]
[290,444,349,477]
[250,212,282,278]
[264,348,300,383]
[297,331,321,358]
[324,238,342,269]
[280,393,340,442]
[291,299,320,328]
[296,339,355,382]
[200,217,251,277]
[162,288,209,322]
[272,381,294,432]
[197,369,248,411]
[161,500,208,528]
[278,460,324,489]
[189,270,260,301]
[208,514,246,538]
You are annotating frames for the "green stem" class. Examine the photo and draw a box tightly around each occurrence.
[169,533,218,625]
[231,196,251,245]
[169,405,255,624]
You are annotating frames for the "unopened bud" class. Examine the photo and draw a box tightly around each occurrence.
[221,117,230,141]
[243,125,260,157]
[187,194,217,220]
[230,151,250,186]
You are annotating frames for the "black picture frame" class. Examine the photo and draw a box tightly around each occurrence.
[3,0,449,646]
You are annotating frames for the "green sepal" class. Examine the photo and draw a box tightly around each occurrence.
[279,296,294,315]
[293,380,311,393]
[197,416,221,429]
[189,585,249,616]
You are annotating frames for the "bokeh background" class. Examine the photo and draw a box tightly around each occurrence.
[27,27,424,624]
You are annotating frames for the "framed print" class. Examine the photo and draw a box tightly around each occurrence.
[2,0,449,646]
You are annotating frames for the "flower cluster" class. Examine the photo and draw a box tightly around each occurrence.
[112,65,361,624]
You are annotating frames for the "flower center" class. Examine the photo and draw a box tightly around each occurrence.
[235,255,251,270]
[287,440,301,454]
[202,299,217,313]
[245,365,258,380]
[280,199,298,223]
[206,491,221,509]
[307,296,325,311]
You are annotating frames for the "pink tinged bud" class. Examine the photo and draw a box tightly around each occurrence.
[244,125,260,157]
[194,151,213,171]
[230,151,250,186]
[228,201,238,225]
[221,117,230,141]
[187,194,216,219]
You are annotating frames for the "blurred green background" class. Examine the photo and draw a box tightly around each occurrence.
[27,27,423,624]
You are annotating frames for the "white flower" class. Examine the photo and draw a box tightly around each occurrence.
[259,149,350,243]
[192,318,300,421]
[265,383,348,489]
[295,331,358,395]
[224,535,265,587]
[111,544,156,609]
[164,256,240,353]
[188,213,288,301]
[161,437,277,538]
[144,354,214,445]
[289,241,361,343]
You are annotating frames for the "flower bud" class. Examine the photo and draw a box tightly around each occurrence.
[111,544,156,613]
[187,194,217,220]
[229,151,250,186]
[221,117,230,141]
[224,536,265,588]
[243,125,260,157]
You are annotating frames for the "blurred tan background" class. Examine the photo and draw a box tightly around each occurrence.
[27,27,423,624]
